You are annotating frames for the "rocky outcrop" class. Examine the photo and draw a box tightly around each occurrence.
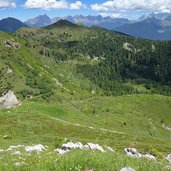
[55,142,110,155]
[4,39,20,49]
[25,144,48,152]
[0,91,20,109]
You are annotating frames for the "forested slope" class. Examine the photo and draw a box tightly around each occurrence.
[15,21,171,97]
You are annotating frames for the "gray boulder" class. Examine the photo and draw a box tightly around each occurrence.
[0,91,20,109]
[124,148,142,158]
[120,167,136,171]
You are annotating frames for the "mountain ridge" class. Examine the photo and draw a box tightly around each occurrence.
[45,19,78,29]
[0,17,29,33]
[25,14,52,27]
[114,17,171,40]
[2,13,171,40]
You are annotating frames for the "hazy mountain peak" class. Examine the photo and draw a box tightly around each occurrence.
[165,15,171,21]
[139,12,171,21]
[25,14,52,28]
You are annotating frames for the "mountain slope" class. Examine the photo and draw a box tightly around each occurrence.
[25,14,52,27]
[114,17,171,40]
[0,17,29,32]
[15,20,171,97]
[45,19,78,29]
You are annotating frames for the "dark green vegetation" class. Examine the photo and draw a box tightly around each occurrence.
[0,20,171,170]
[0,18,28,33]
[15,20,171,97]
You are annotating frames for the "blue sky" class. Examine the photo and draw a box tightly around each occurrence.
[0,0,170,21]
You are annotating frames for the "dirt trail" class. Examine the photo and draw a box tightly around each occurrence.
[49,116,127,135]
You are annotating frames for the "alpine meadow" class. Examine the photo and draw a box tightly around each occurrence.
[0,2,171,170]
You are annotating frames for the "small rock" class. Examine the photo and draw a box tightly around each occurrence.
[142,154,156,160]
[6,68,13,74]
[86,143,104,152]
[124,148,141,158]
[3,135,9,139]
[6,145,24,151]
[105,146,114,152]
[25,144,47,152]
[55,148,70,155]
[12,151,21,155]
[120,167,136,171]
[61,142,84,150]
[166,154,171,163]
[14,162,27,167]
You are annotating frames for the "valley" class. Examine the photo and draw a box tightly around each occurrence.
[0,19,171,170]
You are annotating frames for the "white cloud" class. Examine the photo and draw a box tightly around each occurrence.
[24,0,85,10]
[70,1,85,10]
[0,0,16,9]
[100,12,122,18]
[91,0,171,13]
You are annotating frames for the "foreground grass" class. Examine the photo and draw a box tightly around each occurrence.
[0,150,170,171]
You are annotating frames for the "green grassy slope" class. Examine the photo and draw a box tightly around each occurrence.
[0,94,171,170]
[0,31,97,101]
[0,94,171,155]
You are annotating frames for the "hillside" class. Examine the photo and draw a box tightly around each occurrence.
[0,20,171,170]
[114,17,171,40]
[1,19,171,100]
[15,20,171,96]
[0,18,29,33]
[45,19,78,29]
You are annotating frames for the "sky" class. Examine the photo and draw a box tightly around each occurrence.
[0,0,171,21]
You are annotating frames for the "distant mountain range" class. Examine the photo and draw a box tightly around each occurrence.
[52,15,130,30]
[139,12,171,21]
[1,13,171,40]
[114,17,171,40]
[24,13,171,40]
[25,14,130,30]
